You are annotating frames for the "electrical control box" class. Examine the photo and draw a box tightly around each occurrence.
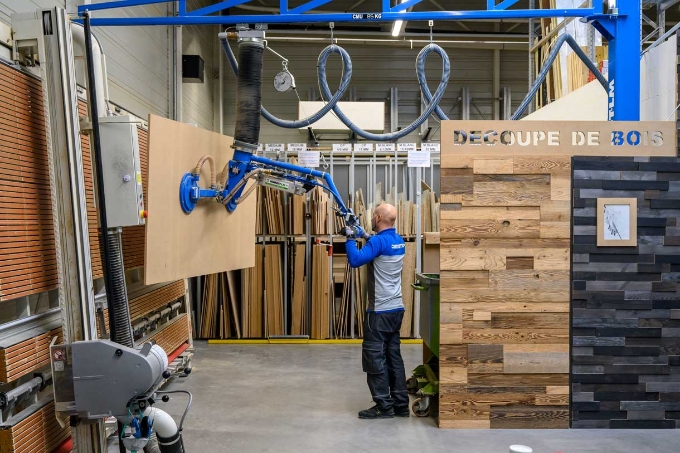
[99,115,146,228]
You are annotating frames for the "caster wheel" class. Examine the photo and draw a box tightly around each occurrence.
[412,397,431,417]
[407,377,419,394]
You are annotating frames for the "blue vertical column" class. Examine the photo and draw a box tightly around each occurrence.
[608,1,641,121]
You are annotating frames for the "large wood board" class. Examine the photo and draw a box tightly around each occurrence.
[144,115,256,284]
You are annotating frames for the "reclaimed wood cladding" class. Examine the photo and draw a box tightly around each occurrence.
[571,156,680,429]
[439,154,570,429]
[0,64,58,301]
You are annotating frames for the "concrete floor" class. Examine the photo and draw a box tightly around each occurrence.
[119,342,680,452]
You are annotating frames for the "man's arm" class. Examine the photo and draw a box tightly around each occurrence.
[346,238,380,268]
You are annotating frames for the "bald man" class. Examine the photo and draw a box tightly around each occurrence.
[345,203,409,419]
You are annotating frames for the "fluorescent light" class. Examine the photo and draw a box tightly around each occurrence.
[391,20,404,37]
[391,0,408,37]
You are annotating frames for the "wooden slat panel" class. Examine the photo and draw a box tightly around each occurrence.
[0,399,70,453]
[439,153,570,429]
[0,66,58,301]
[142,314,190,355]
[0,327,62,383]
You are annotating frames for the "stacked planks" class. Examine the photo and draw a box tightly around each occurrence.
[241,245,264,338]
[290,244,307,335]
[0,327,63,383]
[399,242,417,338]
[198,272,241,339]
[129,280,186,322]
[439,153,570,429]
[143,313,190,355]
[0,399,70,453]
[264,244,284,336]
[311,244,331,339]
[0,64,58,301]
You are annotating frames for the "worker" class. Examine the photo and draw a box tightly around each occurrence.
[344,203,409,419]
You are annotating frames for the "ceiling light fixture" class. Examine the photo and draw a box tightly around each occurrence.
[391,0,408,37]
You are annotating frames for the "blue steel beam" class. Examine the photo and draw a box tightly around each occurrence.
[187,0,251,16]
[391,0,424,13]
[79,0,171,13]
[493,0,522,10]
[288,0,334,15]
[82,9,597,26]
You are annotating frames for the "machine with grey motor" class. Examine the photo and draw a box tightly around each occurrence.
[51,340,191,452]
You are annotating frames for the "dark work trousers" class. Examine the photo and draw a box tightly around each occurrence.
[362,310,409,410]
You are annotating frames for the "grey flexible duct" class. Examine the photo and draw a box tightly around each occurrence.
[222,36,450,140]
[221,37,352,129]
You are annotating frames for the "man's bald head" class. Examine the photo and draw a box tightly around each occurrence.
[371,203,397,232]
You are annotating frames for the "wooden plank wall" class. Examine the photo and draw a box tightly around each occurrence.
[439,154,571,429]
[0,327,63,383]
[572,156,680,429]
[0,64,58,301]
[0,399,70,453]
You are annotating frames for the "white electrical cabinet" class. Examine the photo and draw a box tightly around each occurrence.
[99,115,146,228]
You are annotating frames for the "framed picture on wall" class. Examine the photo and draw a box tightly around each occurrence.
[597,198,637,247]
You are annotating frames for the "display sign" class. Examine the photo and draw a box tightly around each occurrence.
[408,149,431,168]
[265,143,284,152]
[422,142,440,152]
[376,143,395,152]
[287,143,307,152]
[398,143,417,152]
[298,150,320,168]
[354,143,374,152]
[333,143,352,152]
[441,121,677,156]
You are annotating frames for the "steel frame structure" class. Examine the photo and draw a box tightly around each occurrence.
[77,0,642,121]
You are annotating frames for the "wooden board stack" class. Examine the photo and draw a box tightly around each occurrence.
[0,399,70,453]
[399,242,417,338]
[143,313,190,355]
[264,244,284,336]
[290,244,307,335]
[0,327,63,383]
[311,244,331,339]
[241,245,264,338]
[198,271,242,339]
[439,153,571,429]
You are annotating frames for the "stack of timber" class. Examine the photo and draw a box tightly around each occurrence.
[0,327,63,383]
[197,272,241,339]
[241,245,264,338]
[439,153,570,428]
[311,244,331,339]
[0,399,70,453]
[0,64,58,300]
[290,244,307,335]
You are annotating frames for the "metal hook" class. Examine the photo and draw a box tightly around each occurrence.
[429,20,434,44]
[329,22,335,44]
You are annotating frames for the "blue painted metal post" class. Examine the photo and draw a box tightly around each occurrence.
[609,1,641,121]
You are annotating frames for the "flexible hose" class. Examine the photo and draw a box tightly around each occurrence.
[320,43,449,141]
[194,155,216,188]
[107,230,134,348]
[234,40,265,146]
[221,37,353,129]
[222,36,449,140]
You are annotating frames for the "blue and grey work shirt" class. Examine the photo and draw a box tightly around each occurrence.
[346,228,405,313]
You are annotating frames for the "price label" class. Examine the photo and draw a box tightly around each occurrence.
[422,142,440,152]
[333,143,352,152]
[287,143,308,152]
[354,143,374,152]
[257,143,263,152]
[265,143,284,152]
[376,143,395,152]
[298,150,320,168]
[408,149,431,168]
[398,143,417,152]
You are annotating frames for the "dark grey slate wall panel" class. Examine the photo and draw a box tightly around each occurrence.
[571,156,680,429]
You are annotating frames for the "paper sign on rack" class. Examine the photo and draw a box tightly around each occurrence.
[287,143,307,152]
[333,143,352,152]
[298,150,320,168]
[422,142,440,152]
[408,149,431,168]
[354,143,374,152]
[376,143,395,152]
[257,144,263,152]
[265,143,284,152]
[398,143,417,152]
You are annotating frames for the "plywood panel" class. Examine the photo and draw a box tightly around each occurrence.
[439,151,571,429]
[144,115,256,284]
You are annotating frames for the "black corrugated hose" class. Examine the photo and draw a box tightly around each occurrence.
[233,39,264,146]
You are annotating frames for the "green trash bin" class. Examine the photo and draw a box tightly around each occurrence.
[413,273,440,358]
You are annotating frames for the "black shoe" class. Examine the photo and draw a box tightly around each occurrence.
[358,405,395,419]
[394,406,410,417]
